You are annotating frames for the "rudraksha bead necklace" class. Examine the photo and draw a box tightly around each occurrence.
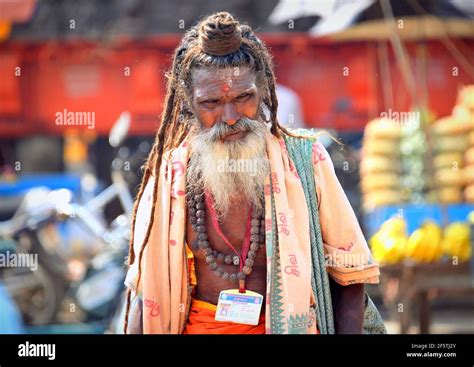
[186,189,265,292]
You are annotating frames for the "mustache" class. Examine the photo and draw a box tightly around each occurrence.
[199,118,259,142]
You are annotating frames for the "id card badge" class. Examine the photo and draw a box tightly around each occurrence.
[215,289,263,325]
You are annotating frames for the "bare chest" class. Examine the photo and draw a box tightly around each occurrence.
[185,200,267,304]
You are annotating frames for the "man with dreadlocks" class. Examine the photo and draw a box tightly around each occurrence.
[123,12,382,335]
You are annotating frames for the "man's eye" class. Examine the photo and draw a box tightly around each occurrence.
[235,93,252,102]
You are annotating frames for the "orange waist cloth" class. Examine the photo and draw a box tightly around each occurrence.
[183,298,266,334]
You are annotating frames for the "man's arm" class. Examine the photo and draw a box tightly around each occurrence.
[311,141,376,333]
[125,293,143,334]
[330,278,365,334]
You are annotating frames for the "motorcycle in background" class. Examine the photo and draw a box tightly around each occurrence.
[0,112,149,331]
[0,187,73,324]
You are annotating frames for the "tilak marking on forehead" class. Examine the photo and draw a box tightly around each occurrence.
[221,80,232,93]
[221,84,230,93]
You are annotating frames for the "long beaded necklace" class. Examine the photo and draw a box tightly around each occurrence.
[186,189,265,293]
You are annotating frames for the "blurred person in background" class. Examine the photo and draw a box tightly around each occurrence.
[276,83,305,128]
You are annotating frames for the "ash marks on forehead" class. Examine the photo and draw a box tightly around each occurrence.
[192,67,256,99]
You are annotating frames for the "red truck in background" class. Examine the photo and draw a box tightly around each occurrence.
[1,35,473,137]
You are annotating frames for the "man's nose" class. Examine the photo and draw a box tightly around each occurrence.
[222,103,239,126]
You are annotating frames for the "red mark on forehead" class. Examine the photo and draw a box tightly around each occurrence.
[221,83,231,93]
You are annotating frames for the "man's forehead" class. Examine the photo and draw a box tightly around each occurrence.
[193,66,255,81]
[192,67,256,95]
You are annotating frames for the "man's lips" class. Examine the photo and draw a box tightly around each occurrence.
[222,130,247,141]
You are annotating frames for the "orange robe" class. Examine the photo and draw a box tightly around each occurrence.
[183,299,265,334]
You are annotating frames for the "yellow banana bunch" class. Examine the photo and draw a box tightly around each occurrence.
[405,221,443,263]
[369,218,408,264]
[370,217,472,265]
[441,222,472,262]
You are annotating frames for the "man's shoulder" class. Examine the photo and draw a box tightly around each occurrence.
[283,127,317,138]
[280,128,321,153]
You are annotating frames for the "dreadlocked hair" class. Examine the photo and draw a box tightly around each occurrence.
[123,11,299,333]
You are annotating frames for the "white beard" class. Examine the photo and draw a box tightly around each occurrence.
[187,118,270,219]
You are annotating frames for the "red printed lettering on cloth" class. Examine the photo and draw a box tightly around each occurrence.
[171,161,186,198]
[172,161,185,176]
[271,172,281,194]
[171,188,186,197]
[284,254,300,277]
[279,139,288,154]
[279,140,300,179]
[277,212,289,235]
[144,299,160,317]
[312,143,327,165]
[169,239,177,247]
[264,184,272,196]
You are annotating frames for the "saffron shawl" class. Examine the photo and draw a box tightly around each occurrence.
[125,132,381,334]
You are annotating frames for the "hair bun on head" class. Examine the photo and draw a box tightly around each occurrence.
[198,12,242,56]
